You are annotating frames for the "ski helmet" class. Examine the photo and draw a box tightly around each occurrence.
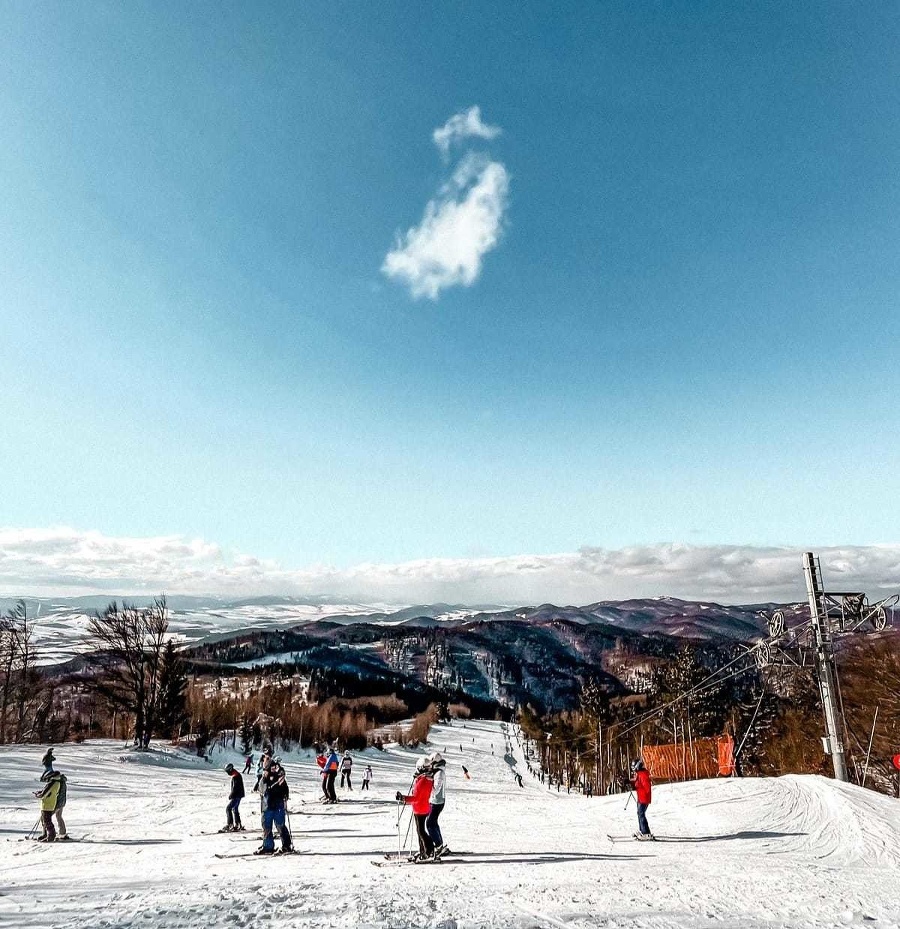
[630,759,643,774]
[428,751,445,767]
[415,756,430,772]
[224,763,235,773]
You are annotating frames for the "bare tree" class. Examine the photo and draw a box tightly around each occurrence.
[86,597,170,748]
[0,601,42,744]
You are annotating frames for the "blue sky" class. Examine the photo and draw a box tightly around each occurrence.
[0,2,898,598]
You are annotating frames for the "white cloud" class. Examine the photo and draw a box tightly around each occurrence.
[383,154,509,299]
[432,106,501,155]
[2,527,900,607]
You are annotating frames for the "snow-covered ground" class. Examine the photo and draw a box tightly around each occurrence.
[2,720,899,929]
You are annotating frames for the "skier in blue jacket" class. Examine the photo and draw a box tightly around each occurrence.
[322,747,339,803]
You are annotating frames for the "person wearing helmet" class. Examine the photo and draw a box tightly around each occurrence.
[630,759,653,840]
[425,751,448,857]
[221,763,245,832]
[255,760,292,855]
[340,750,353,790]
[396,757,434,861]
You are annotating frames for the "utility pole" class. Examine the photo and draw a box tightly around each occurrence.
[802,552,849,782]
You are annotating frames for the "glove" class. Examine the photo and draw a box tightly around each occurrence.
[395,791,404,802]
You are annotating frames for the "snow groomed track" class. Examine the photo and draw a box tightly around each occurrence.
[1,720,899,928]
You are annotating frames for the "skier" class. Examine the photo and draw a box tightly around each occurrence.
[340,751,353,790]
[256,759,293,855]
[630,759,654,840]
[426,751,448,857]
[322,745,339,803]
[396,757,434,861]
[34,769,64,842]
[242,752,253,774]
[315,748,329,801]
[361,765,373,791]
[221,763,245,832]
[41,747,55,776]
[253,750,273,828]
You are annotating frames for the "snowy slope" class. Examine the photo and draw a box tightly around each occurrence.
[1,721,899,929]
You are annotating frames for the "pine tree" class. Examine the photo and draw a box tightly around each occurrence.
[239,714,253,755]
[157,640,188,741]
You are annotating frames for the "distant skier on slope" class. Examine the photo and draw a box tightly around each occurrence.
[396,757,434,861]
[242,753,253,774]
[361,765,372,791]
[340,750,353,790]
[255,759,293,855]
[322,746,339,803]
[426,751,449,858]
[221,763,245,832]
[315,747,329,801]
[41,747,55,776]
[630,759,654,840]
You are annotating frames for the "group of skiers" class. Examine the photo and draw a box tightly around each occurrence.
[32,747,68,843]
[313,746,372,802]
[30,734,648,856]
[214,744,450,860]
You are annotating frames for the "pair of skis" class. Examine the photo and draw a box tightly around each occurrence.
[213,848,298,859]
[371,849,467,867]
[607,833,660,843]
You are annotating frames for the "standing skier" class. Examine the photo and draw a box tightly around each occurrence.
[630,759,653,840]
[426,751,448,857]
[315,748,330,801]
[396,757,434,861]
[361,765,373,791]
[41,747,55,776]
[222,763,245,832]
[243,752,253,774]
[340,751,353,790]
[256,759,292,855]
[34,770,63,842]
[322,746,339,803]
[253,750,273,828]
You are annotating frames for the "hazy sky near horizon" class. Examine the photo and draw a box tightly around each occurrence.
[1,2,898,598]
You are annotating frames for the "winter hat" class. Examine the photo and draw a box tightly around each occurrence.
[344,750,350,757]
[225,763,235,773]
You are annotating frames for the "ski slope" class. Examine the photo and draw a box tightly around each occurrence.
[1,720,899,929]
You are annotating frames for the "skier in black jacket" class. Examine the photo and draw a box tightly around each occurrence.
[255,760,292,855]
[222,763,245,832]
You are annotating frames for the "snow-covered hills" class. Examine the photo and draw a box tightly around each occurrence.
[13,594,776,665]
[1,721,898,928]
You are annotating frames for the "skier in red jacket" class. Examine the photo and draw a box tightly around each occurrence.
[630,759,653,840]
[396,757,434,861]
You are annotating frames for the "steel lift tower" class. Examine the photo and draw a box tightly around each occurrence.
[802,552,849,782]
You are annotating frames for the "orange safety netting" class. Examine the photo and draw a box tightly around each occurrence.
[642,734,735,781]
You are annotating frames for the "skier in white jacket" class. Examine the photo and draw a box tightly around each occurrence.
[425,751,448,856]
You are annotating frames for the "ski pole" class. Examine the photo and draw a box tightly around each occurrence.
[285,808,293,846]
[27,815,41,839]
[624,790,634,811]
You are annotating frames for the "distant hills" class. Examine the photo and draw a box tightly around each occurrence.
[15,593,790,666]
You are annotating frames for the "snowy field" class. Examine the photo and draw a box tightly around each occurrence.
[2,720,899,929]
